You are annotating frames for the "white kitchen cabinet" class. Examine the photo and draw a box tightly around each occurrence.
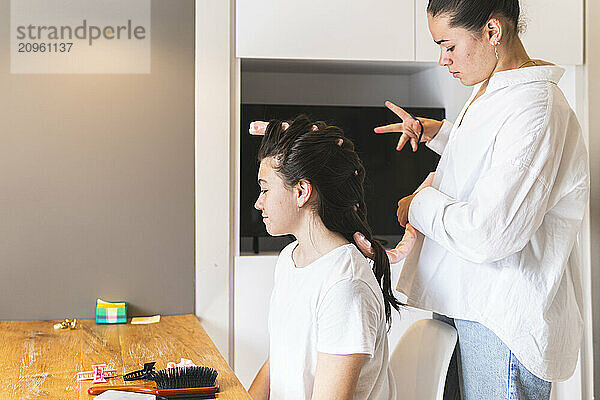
[236,0,414,61]
[519,0,583,65]
[238,0,583,64]
[415,0,439,62]
[414,0,583,65]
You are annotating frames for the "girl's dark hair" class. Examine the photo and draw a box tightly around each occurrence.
[427,0,521,36]
[258,115,402,327]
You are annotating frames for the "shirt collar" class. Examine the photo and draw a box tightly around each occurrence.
[486,65,565,93]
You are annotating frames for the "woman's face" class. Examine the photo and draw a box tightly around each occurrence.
[428,14,497,86]
[254,157,299,236]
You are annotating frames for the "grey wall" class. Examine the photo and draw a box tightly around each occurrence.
[0,0,195,320]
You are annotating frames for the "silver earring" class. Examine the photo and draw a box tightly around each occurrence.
[494,41,500,60]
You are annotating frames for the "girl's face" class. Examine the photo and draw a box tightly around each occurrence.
[254,157,300,236]
[428,14,498,86]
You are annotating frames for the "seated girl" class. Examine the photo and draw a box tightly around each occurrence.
[248,116,416,400]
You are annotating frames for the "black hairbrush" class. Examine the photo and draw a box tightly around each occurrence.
[88,366,219,399]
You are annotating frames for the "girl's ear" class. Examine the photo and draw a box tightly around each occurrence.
[295,179,313,208]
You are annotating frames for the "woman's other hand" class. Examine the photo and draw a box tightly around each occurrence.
[374,101,444,152]
[396,194,416,227]
[354,224,418,265]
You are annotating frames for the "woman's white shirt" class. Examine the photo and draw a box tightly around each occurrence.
[269,242,395,399]
[401,65,589,381]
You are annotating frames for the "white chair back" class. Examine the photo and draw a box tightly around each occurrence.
[389,318,458,400]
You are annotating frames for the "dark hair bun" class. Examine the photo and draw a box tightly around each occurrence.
[427,0,521,34]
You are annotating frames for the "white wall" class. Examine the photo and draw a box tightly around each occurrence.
[195,0,235,360]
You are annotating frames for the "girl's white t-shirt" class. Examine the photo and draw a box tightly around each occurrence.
[268,241,395,400]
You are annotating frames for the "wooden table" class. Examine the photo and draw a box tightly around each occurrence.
[0,314,250,399]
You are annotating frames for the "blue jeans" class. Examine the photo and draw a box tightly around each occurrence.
[434,314,551,400]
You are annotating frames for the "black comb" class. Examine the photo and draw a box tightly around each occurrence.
[124,361,156,381]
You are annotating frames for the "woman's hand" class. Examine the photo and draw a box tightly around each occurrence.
[354,224,418,265]
[396,194,417,227]
[374,101,444,152]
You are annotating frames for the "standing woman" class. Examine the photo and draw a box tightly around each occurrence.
[357,0,590,398]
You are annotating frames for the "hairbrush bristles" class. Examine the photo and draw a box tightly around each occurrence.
[151,366,218,389]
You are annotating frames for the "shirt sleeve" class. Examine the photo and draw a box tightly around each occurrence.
[316,279,381,357]
[409,99,573,264]
[426,119,453,155]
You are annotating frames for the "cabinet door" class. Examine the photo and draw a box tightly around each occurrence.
[236,0,414,61]
[520,0,583,65]
[234,255,278,389]
[415,0,438,62]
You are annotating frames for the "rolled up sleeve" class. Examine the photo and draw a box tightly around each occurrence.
[426,120,453,155]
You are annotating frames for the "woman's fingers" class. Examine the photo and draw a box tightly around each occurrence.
[386,224,418,264]
[353,232,375,260]
[385,101,413,122]
[397,134,419,152]
[396,133,411,151]
[374,122,403,134]
[412,120,423,135]
[375,102,423,152]
[355,224,419,264]
[376,122,419,141]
